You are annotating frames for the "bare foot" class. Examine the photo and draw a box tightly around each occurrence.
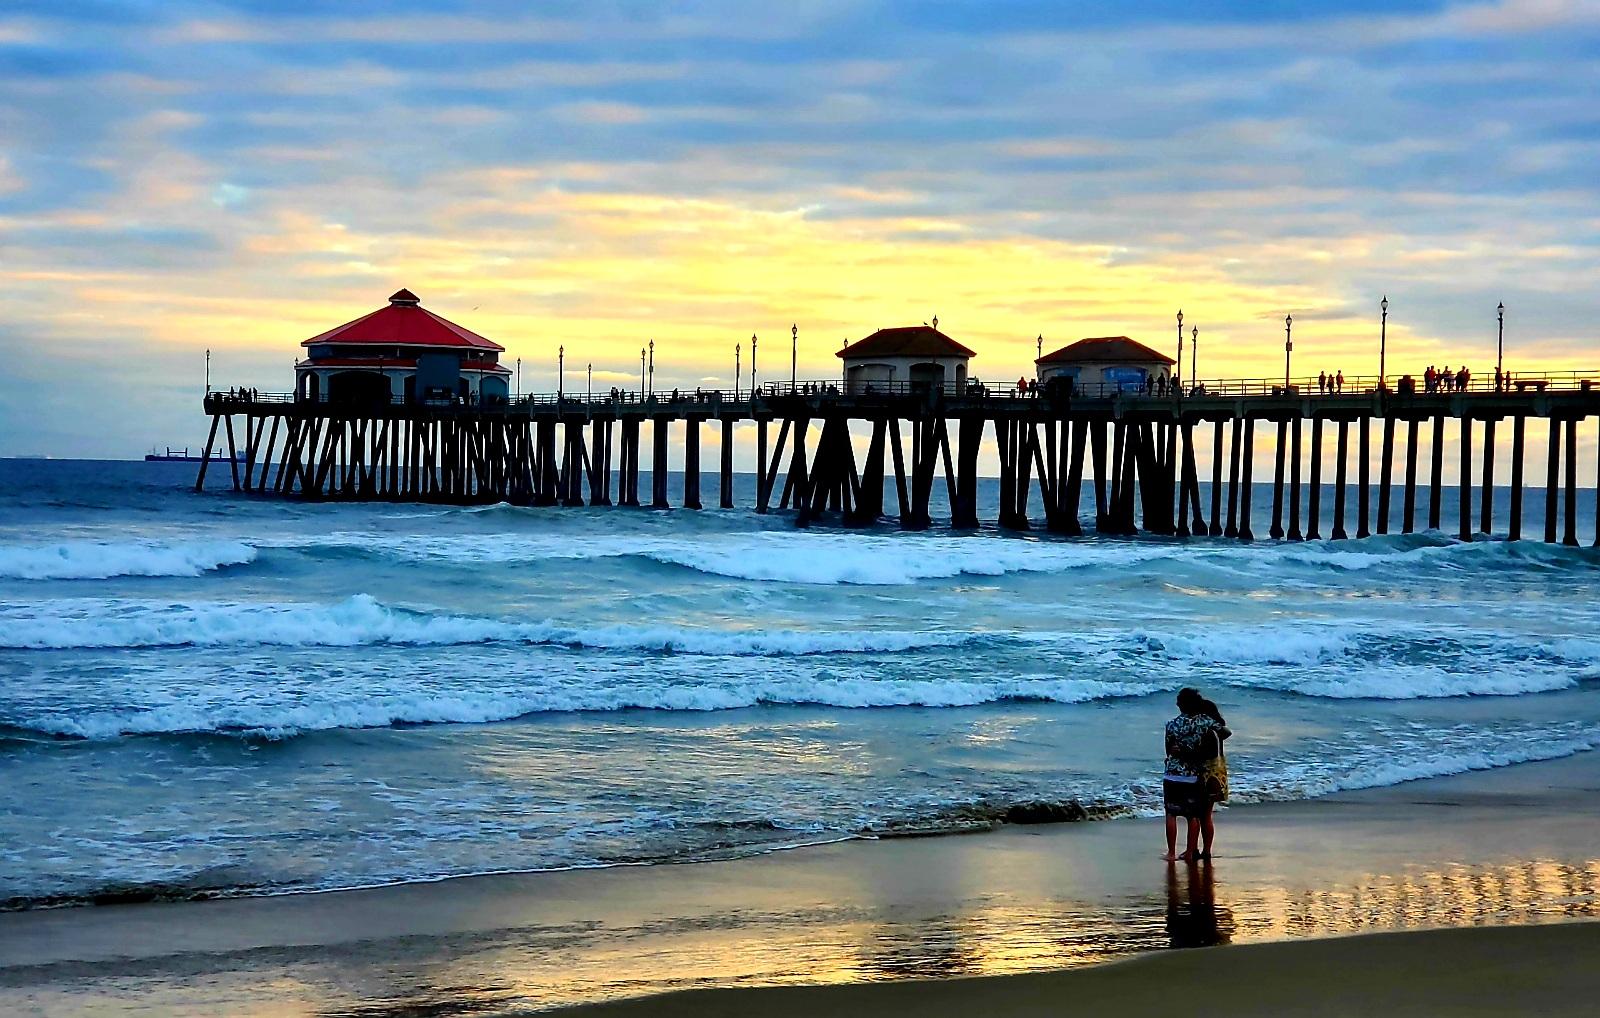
[1161,852,1179,861]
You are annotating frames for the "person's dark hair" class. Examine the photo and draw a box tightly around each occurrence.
[1176,687,1204,716]
[1199,697,1226,726]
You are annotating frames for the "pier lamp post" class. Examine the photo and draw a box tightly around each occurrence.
[640,348,645,397]
[735,342,741,399]
[558,345,564,401]
[648,339,655,398]
[1037,334,1043,361]
[516,357,521,401]
[587,363,592,403]
[205,348,211,394]
[1284,314,1293,390]
[791,323,798,390]
[1380,295,1388,394]
[1497,302,1505,389]
[1176,310,1184,387]
[1190,326,1198,390]
[751,333,758,394]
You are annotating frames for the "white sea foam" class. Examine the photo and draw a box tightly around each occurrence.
[285,531,1175,585]
[0,539,257,580]
[19,675,1160,740]
[0,594,988,654]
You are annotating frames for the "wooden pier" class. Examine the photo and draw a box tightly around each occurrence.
[197,378,1600,545]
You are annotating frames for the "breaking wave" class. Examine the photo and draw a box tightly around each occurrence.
[0,539,257,580]
[0,594,992,654]
[12,676,1160,741]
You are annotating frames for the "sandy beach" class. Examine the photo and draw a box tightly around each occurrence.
[2,749,1597,1014]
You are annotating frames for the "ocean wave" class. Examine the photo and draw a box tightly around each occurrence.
[0,539,256,580]
[1233,727,1600,804]
[13,675,1160,740]
[0,594,992,654]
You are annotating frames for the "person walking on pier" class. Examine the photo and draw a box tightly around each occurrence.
[1335,370,1344,393]
[1163,688,1230,862]
[1318,370,1327,394]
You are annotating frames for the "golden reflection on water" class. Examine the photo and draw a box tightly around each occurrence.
[293,854,1599,1016]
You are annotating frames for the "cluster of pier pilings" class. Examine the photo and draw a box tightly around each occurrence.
[197,386,1600,545]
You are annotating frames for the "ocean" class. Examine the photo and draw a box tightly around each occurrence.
[2,458,1597,911]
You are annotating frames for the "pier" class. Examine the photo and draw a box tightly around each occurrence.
[197,373,1600,545]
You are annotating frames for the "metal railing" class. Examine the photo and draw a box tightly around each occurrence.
[205,368,1600,411]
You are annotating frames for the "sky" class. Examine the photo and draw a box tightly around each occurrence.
[1,0,1598,458]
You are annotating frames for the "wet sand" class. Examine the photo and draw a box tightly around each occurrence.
[571,921,1600,1018]
[2,751,1598,1014]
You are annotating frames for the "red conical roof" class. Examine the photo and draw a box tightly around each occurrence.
[301,290,503,351]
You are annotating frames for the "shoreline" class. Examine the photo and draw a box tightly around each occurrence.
[2,748,1597,1013]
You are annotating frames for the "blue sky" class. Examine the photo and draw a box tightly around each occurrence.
[1,1,1597,456]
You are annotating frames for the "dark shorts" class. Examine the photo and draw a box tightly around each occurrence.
[1163,778,1208,819]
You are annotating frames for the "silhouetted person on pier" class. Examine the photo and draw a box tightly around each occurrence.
[1458,366,1470,391]
[1336,370,1344,393]
[1318,371,1327,394]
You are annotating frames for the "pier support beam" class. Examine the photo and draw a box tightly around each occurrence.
[1377,416,1395,535]
[1288,418,1303,540]
[954,417,983,529]
[1225,418,1242,538]
[1209,421,1224,536]
[651,420,670,509]
[1306,417,1323,540]
[1270,421,1287,540]
[1062,420,1086,536]
[1092,422,1110,532]
[683,419,702,510]
[1458,417,1473,542]
[1509,416,1525,541]
[1564,417,1579,546]
[1480,418,1496,536]
[1356,417,1371,539]
[720,419,735,509]
[1332,420,1349,540]
[1429,414,1445,531]
[1402,420,1419,534]
[1238,419,1255,541]
[1544,419,1560,543]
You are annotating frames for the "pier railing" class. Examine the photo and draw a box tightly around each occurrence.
[208,367,1598,412]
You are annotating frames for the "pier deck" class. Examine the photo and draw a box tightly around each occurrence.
[197,374,1600,545]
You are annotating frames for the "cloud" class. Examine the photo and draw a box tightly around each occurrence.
[1,1,1598,457]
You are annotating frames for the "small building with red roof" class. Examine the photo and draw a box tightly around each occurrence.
[836,322,975,394]
[1035,336,1174,394]
[295,289,512,405]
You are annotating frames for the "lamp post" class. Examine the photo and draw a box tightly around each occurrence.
[1176,310,1184,387]
[750,333,758,394]
[1380,295,1388,393]
[640,348,646,397]
[1497,302,1505,390]
[735,342,741,399]
[205,348,211,394]
[1284,314,1293,389]
[1190,326,1198,390]
[587,363,592,402]
[558,345,564,401]
[648,339,655,398]
[790,323,797,390]
[516,357,521,401]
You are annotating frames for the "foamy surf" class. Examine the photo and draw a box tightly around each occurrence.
[0,539,257,580]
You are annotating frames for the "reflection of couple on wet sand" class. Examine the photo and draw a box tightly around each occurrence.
[1162,687,1230,862]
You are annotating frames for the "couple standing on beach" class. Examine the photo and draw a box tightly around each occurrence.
[1162,687,1230,862]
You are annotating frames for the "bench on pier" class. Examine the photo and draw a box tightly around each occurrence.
[1513,379,1550,392]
